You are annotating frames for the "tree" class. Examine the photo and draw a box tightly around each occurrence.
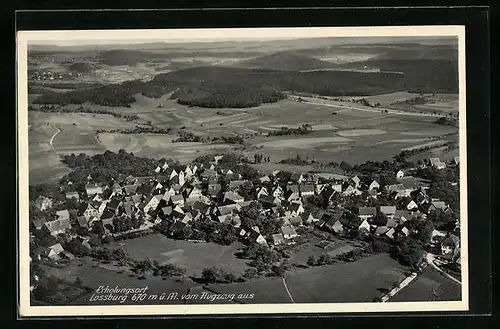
[273,260,291,277]
[201,267,237,284]
[307,255,317,266]
[340,161,352,172]
[74,277,83,287]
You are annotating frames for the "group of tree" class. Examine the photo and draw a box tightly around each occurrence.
[61,150,157,188]
[172,131,205,143]
[201,266,239,284]
[253,154,270,164]
[279,154,310,166]
[267,124,313,137]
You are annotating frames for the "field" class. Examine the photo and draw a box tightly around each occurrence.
[28,112,139,184]
[390,266,461,302]
[28,92,459,184]
[108,233,251,278]
[208,253,409,303]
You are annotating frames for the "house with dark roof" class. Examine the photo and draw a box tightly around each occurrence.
[259,194,281,208]
[248,230,267,245]
[136,184,154,196]
[208,183,222,199]
[191,201,211,216]
[123,184,140,195]
[395,210,412,223]
[169,194,185,208]
[398,198,419,211]
[43,218,71,236]
[289,203,305,217]
[135,176,154,185]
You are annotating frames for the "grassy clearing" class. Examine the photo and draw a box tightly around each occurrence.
[109,233,250,277]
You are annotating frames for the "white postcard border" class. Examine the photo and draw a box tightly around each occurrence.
[17,25,468,317]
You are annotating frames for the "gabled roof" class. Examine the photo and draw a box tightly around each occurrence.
[48,243,65,254]
[170,194,184,203]
[358,207,376,216]
[169,220,187,232]
[136,184,154,196]
[107,197,122,211]
[375,226,390,235]
[228,180,247,189]
[379,206,396,215]
[431,201,447,209]
[281,225,297,237]
[123,184,140,195]
[272,233,285,244]
[224,191,244,201]
[56,210,70,220]
[31,218,46,229]
[44,218,71,232]
[192,201,210,213]
[135,176,154,185]
[290,203,303,212]
[77,216,89,227]
[259,194,279,205]
[387,183,406,192]
[100,208,115,220]
[442,234,460,246]
[131,194,142,204]
[300,184,315,193]
[289,216,303,226]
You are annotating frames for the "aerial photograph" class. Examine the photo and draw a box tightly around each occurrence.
[25,32,463,307]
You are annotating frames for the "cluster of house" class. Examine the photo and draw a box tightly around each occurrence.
[423,156,459,170]
[30,156,460,262]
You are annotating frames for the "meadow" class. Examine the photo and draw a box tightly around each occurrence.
[390,266,461,302]
[108,233,251,278]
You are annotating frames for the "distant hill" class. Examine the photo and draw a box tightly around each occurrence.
[339,58,458,93]
[234,51,337,71]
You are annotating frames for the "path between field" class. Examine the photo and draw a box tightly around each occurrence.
[282,276,295,303]
[49,124,61,147]
[292,96,443,118]
[426,253,462,285]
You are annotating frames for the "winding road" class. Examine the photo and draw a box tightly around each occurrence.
[425,252,462,285]
[289,95,445,118]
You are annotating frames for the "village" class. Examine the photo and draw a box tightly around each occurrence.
[28,151,461,301]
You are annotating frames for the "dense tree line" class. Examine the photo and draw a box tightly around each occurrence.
[267,124,313,136]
